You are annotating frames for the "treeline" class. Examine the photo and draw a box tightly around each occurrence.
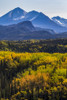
[1,39,67,53]
[0,51,67,100]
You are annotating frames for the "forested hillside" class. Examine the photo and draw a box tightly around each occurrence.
[0,51,67,100]
[1,39,67,53]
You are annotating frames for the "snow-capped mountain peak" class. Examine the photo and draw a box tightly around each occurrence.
[52,16,67,27]
[0,7,27,25]
[0,8,67,32]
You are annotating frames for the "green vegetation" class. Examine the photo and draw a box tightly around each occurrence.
[0,51,67,100]
[1,39,67,53]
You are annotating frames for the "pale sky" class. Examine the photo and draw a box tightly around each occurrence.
[0,0,67,18]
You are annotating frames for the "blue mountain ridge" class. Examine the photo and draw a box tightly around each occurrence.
[0,7,67,33]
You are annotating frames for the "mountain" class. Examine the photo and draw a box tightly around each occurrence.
[0,7,27,25]
[52,16,67,27]
[55,32,67,39]
[0,21,56,40]
[31,12,67,32]
[0,7,67,33]
[24,10,39,21]
[0,20,67,40]
[0,21,35,40]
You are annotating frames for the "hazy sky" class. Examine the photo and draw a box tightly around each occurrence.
[0,0,67,18]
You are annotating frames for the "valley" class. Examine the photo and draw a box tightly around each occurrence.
[0,6,67,100]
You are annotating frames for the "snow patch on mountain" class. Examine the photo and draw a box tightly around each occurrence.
[30,16,37,21]
[55,19,65,26]
[13,16,25,20]
[52,16,67,27]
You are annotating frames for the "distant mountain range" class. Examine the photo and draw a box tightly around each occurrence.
[0,20,67,40]
[0,21,56,40]
[0,7,67,33]
[52,16,67,27]
[0,7,67,40]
